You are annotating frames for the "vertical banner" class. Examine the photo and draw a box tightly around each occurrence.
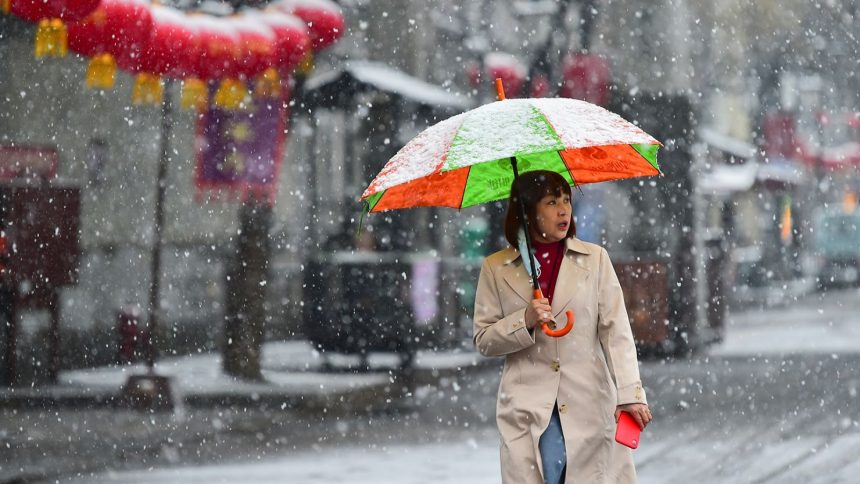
[195,85,288,202]
[410,258,439,325]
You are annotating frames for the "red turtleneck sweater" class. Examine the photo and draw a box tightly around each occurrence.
[533,239,565,304]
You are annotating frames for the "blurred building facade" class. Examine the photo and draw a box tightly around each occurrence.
[1,0,857,379]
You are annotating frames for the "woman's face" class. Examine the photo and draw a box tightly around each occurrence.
[532,192,572,243]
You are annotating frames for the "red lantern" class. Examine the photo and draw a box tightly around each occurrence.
[560,53,610,106]
[68,0,153,89]
[234,15,286,100]
[232,16,276,80]
[273,0,344,52]
[187,16,250,110]
[250,10,310,73]
[115,6,198,105]
[188,15,240,82]
[139,6,197,79]
[484,52,526,99]
[12,0,102,57]
[11,0,100,22]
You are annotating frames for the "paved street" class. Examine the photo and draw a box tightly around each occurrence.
[2,287,859,483]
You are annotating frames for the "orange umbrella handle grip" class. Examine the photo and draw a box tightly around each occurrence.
[542,311,574,338]
[532,289,574,338]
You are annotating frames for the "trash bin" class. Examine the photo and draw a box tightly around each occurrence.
[302,251,441,367]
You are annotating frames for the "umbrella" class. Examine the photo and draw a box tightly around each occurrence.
[361,80,662,337]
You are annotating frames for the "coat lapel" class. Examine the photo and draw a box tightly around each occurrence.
[499,249,534,305]
[551,238,591,318]
[498,238,592,314]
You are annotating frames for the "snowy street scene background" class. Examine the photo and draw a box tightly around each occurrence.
[2,0,860,483]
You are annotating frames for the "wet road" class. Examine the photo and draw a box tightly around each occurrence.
[3,287,860,483]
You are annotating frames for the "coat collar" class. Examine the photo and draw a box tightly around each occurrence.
[498,237,592,318]
[501,237,592,266]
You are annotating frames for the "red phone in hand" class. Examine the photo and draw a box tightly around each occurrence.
[615,411,642,449]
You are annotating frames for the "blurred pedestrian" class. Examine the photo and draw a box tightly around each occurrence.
[473,170,651,483]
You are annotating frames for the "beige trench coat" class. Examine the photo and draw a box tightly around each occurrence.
[473,237,647,483]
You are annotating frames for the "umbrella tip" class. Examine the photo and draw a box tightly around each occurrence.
[495,78,506,101]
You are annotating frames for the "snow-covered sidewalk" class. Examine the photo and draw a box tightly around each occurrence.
[71,437,502,484]
[1,340,489,409]
[711,287,860,356]
[52,289,860,483]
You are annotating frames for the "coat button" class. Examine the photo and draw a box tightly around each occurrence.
[551,361,560,372]
[558,404,568,414]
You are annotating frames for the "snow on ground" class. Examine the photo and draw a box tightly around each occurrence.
[66,290,860,483]
[66,429,860,484]
[60,341,484,398]
[69,438,502,484]
[61,350,390,398]
[711,288,860,357]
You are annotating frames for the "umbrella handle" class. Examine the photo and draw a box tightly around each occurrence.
[532,289,574,338]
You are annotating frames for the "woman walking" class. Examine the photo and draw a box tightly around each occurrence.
[473,170,652,483]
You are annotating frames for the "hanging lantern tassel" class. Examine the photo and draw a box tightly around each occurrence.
[253,68,280,99]
[35,18,68,58]
[86,53,116,90]
[132,73,164,106]
[297,52,315,76]
[181,78,208,111]
[214,78,249,110]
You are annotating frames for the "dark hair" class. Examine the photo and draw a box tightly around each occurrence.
[503,170,576,247]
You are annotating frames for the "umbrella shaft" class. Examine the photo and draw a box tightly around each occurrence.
[510,156,541,291]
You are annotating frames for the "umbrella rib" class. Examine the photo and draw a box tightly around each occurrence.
[556,150,578,188]
[530,103,582,188]
[530,104,566,151]
[458,166,472,210]
[530,104,581,189]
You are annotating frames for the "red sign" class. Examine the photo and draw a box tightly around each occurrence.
[0,145,58,181]
[763,112,798,159]
[561,53,610,106]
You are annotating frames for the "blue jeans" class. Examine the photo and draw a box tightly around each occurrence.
[539,405,567,484]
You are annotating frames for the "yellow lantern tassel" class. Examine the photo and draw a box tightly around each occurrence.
[214,78,249,110]
[181,78,208,111]
[132,73,163,106]
[253,68,281,99]
[35,19,68,58]
[35,19,52,58]
[297,52,315,76]
[2,0,11,15]
[86,53,116,89]
[57,20,67,56]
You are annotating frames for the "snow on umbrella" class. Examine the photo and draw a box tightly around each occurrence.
[361,80,662,338]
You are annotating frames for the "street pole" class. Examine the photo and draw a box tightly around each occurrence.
[689,141,711,344]
[146,77,173,371]
[118,78,177,411]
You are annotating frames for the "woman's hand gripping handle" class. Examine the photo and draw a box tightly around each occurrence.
[524,289,574,338]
